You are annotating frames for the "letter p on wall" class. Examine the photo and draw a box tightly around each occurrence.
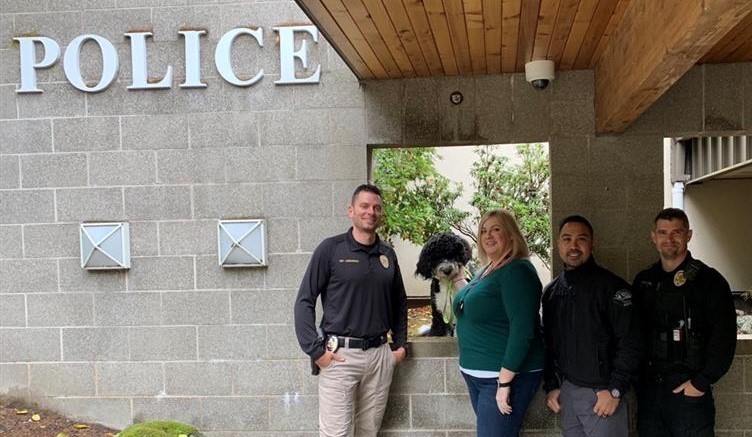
[15,36,60,93]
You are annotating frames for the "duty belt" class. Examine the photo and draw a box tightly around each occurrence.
[326,334,387,352]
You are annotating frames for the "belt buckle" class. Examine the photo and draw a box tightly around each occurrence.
[326,335,339,352]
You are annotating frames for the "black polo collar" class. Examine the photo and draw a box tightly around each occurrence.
[344,227,387,255]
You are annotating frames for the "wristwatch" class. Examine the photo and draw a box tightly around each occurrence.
[610,388,621,399]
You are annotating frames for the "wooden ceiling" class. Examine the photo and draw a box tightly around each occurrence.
[295,0,752,134]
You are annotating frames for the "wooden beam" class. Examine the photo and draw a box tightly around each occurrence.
[425,0,460,75]
[595,0,752,134]
[383,0,432,77]
[321,0,389,78]
[559,0,597,70]
[547,0,579,65]
[403,0,445,75]
[589,0,629,68]
[464,0,488,74]
[516,0,541,70]
[361,0,417,77]
[343,0,403,77]
[532,0,560,61]
[443,0,474,75]
[483,0,502,73]
[297,0,375,79]
[700,10,752,63]
[500,0,521,73]
[573,0,619,69]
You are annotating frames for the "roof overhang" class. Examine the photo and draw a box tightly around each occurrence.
[294,0,752,134]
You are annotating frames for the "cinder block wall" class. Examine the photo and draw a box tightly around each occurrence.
[1,1,751,435]
[1,0,363,433]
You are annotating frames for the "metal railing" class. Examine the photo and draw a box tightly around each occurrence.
[674,135,752,184]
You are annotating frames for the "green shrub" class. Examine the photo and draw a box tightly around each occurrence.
[118,420,202,437]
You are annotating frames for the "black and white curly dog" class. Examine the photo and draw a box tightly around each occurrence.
[415,233,472,336]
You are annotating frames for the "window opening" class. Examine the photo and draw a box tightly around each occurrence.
[369,143,552,340]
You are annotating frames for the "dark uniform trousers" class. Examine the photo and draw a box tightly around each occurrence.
[559,380,628,437]
[637,379,715,437]
[633,254,734,437]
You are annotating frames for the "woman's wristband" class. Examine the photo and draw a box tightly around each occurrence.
[498,380,512,388]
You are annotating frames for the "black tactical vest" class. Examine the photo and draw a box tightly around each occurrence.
[637,259,709,372]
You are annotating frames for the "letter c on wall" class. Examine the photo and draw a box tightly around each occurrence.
[215,27,264,87]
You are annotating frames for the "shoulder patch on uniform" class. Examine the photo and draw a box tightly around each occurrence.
[613,289,632,307]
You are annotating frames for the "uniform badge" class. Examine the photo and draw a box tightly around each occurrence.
[325,335,339,352]
[379,255,389,269]
[673,270,686,287]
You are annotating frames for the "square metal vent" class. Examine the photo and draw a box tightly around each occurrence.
[80,222,131,269]
[218,219,266,267]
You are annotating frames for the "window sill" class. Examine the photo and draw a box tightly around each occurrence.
[407,337,458,358]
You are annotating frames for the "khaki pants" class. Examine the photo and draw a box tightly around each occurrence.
[318,343,396,437]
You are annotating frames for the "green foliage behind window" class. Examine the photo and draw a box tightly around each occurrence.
[372,147,467,245]
[372,144,551,271]
[469,143,551,270]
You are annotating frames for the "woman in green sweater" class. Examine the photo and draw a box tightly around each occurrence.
[452,209,545,436]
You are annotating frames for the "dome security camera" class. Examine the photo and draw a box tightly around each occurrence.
[525,60,555,90]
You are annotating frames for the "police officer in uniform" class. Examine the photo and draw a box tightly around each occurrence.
[542,215,642,437]
[294,183,407,437]
[633,208,736,437]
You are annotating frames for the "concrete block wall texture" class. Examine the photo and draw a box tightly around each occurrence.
[1,0,751,435]
[0,1,364,433]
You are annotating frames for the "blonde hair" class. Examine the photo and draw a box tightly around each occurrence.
[476,209,530,264]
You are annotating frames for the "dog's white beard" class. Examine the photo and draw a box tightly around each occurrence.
[434,278,456,324]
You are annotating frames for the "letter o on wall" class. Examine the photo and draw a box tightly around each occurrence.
[63,34,119,93]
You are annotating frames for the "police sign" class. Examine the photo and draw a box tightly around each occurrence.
[13,25,321,94]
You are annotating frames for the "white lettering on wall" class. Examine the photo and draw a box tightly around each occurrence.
[274,25,321,85]
[179,30,207,88]
[13,25,321,94]
[125,32,173,90]
[16,37,60,93]
[63,34,119,93]
[215,27,264,87]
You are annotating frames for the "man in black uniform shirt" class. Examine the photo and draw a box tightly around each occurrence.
[542,215,641,437]
[294,183,407,437]
[633,208,736,437]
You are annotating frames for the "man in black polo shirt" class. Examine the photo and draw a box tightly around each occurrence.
[294,183,407,437]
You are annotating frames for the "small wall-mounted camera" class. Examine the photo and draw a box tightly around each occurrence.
[525,60,555,90]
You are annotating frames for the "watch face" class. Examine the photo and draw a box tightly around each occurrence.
[326,336,339,352]
[610,388,621,399]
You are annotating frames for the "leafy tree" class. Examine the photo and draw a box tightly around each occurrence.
[372,147,467,245]
[372,144,551,271]
[468,143,551,270]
